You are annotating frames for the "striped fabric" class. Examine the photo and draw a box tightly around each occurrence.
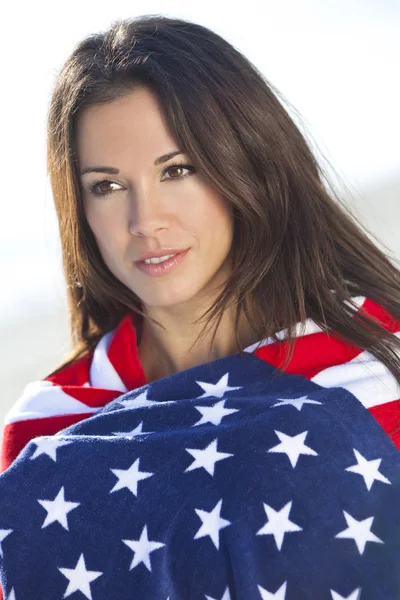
[2,296,399,476]
[0,296,399,599]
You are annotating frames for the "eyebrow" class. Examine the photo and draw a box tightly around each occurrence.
[80,150,184,176]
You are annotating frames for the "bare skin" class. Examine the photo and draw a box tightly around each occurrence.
[76,87,260,382]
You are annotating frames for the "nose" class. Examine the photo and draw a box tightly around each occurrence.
[128,187,170,237]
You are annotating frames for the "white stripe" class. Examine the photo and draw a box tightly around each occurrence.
[243,319,324,353]
[343,295,366,310]
[89,329,128,392]
[3,381,99,425]
[312,332,400,409]
[3,327,129,426]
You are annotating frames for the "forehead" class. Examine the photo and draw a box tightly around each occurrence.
[75,87,178,165]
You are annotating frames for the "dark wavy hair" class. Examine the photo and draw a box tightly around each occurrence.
[46,13,400,387]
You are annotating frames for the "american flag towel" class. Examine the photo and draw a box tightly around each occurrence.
[0,296,399,599]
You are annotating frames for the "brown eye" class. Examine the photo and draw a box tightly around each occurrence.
[87,163,196,198]
[163,163,195,181]
[168,166,185,178]
[96,181,113,193]
[87,179,121,197]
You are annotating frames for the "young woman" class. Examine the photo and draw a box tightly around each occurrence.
[0,14,399,600]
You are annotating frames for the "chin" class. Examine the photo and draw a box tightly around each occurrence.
[125,263,222,308]
[134,278,207,307]
[137,290,198,308]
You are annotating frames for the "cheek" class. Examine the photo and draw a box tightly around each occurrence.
[84,205,123,260]
[188,190,233,231]
[197,197,234,245]
[85,209,105,246]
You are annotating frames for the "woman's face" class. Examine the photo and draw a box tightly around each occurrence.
[76,87,234,312]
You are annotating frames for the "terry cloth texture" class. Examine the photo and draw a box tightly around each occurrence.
[0,296,399,599]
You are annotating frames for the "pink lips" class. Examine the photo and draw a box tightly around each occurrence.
[135,248,189,262]
[135,249,190,277]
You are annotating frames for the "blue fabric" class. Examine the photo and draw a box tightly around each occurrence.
[0,352,399,599]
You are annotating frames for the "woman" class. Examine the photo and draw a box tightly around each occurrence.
[0,14,399,600]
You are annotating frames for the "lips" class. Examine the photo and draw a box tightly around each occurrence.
[135,249,189,263]
[138,252,179,264]
[134,248,190,276]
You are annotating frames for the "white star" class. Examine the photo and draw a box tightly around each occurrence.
[0,529,13,558]
[268,430,318,468]
[258,581,287,599]
[37,486,81,530]
[205,587,231,600]
[335,511,384,554]
[29,436,73,462]
[58,553,102,600]
[122,525,165,571]
[192,400,240,426]
[272,396,322,411]
[257,501,302,550]
[119,387,159,409]
[345,449,391,491]
[330,588,362,600]
[194,499,231,550]
[195,373,242,399]
[112,421,154,439]
[185,439,234,476]
[110,458,154,497]
[5,588,16,600]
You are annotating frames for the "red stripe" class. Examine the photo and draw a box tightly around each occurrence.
[107,313,147,391]
[1,413,97,474]
[254,332,360,379]
[48,385,125,407]
[46,353,92,387]
[361,297,400,334]
[254,297,400,379]
[369,399,400,450]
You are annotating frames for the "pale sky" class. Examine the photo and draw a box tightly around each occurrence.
[1,0,399,322]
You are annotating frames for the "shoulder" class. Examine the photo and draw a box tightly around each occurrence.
[0,321,127,473]
[3,313,139,428]
[253,296,400,449]
[1,313,146,472]
[0,350,94,473]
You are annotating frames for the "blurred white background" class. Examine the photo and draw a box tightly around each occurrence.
[1,0,399,446]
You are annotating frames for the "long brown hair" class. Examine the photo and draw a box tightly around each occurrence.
[46,14,400,385]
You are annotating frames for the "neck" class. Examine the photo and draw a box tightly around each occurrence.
[136,301,259,383]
